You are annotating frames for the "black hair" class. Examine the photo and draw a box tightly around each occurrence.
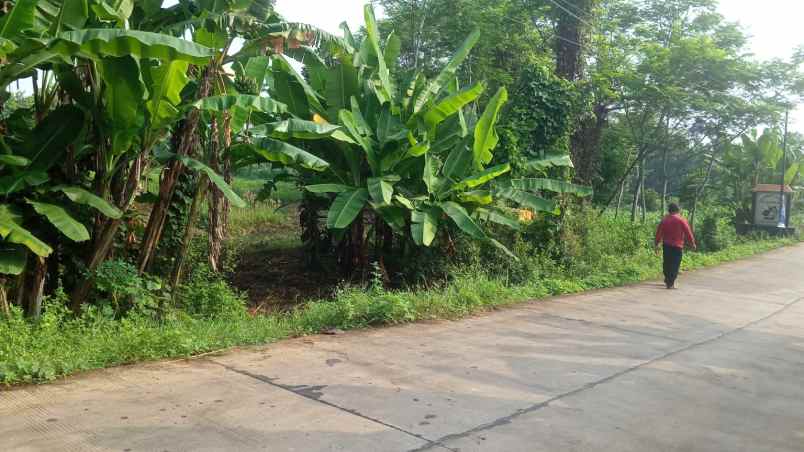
[668,203,680,214]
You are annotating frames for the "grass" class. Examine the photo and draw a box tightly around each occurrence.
[1,234,798,386]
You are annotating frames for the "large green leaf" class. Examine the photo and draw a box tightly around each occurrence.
[0,214,52,258]
[0,0,37,39]
[339,108,378,172]
[96,56,146,156]
[524,154,575,171]
[442,145,473,181]
[175,155,246,208]
[473,87,507,169]
[0,155,31,167]
[412,30,480,114]
[423,153,445,195]
[441,201,485,239]
[325,60,360,120]
[383,31,401,68]
[244,138,330,172]
[53,185,122,219]
[364,4,393,103]
[496,188,556,213]
[146,59,190,130]
[38,0,89,33]
[505,178,593,197]
[458,190,492,205]
[253,119,342,140]
[51,29,213,63]
[194,94,287,115]
[376,105,407,147]
[326,188,368,229]
[474,207,521,231]
[91,0,133,24]
[375,205,406,233]
[488,238,517,260]
[452,163,511,191]
[304,184,354,194]
[23,105,84,171]
[244,55,271,90]
[367,176,395,205]
[411,206,439,246]
[0,244,27,275]
[271,55,324,116]
[27,200,89,242]
[423,82,484,132]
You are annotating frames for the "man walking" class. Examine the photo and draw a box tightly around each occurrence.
[655,203,697,289]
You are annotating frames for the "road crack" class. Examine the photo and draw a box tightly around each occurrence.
[408,296,803,451]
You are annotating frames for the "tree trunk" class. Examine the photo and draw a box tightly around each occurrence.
[689,151,718,232]
[571,103,609,184]
[615,179,625,218]
[353,211,367,276]
[170,176,209,294]
[0,276,10,318]
[554,0,594,81]
[23,256,47,319]
[137,67,213,274]
[71,156,146,311]
[640,167,647,223]
[344,210,366,279]
[630,163,641,222]
[207,113,232,273]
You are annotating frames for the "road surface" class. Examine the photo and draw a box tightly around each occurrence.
[2,245,804,451]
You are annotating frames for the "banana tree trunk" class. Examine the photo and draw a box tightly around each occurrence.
[71,156,146,311]
[0,276,10,318]
[170,176,209,293]
[138,67,213,274]
[23,256,47,319]
[207,113,232,273]
[349,210,367,279]
[300,192,323,269]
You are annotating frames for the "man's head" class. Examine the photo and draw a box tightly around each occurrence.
[668,203,680,214]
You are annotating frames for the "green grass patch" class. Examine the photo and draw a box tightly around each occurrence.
[1,236,797,386]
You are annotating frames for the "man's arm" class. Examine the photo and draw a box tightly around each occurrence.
[655,220,664,248]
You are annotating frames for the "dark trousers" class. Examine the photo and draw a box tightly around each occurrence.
[662,244,683,287]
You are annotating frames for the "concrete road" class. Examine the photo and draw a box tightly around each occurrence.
[2,245,804,452]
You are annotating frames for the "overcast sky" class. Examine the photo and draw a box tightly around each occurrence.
[275,0,804,132]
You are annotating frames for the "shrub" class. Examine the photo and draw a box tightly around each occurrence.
[93,260,162,317]
[699,211,737,252]
[175,268,247,320]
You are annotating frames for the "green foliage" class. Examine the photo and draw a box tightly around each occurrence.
[175,268,247,320]
[1,217,796,385]
[93,260,162,316]
[699,209,737,252]
[499,65,581,168]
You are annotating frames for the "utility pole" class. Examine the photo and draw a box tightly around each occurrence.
[778,107,789,229]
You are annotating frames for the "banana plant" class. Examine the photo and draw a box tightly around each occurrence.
[260,4,592,272]
[0,0,268,309]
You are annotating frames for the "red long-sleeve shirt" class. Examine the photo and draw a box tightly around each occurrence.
[655,214,696,249]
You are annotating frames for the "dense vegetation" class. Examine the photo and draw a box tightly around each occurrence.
[1,0,802,384]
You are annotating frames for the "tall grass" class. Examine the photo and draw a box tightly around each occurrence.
[1,230,797,385]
